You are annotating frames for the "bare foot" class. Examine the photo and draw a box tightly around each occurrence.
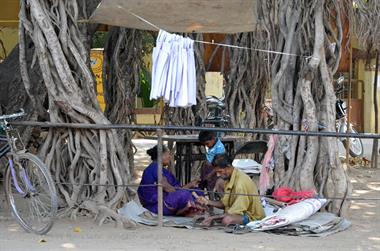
[178,201,207,217]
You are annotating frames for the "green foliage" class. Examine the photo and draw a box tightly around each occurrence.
[141,31,155,56]
[138,31,156,107]
[138,66,156,107]
[92,31,107,48]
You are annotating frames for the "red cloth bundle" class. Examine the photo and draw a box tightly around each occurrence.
[273,187,315,205]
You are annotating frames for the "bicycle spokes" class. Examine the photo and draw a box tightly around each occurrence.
[6,154,56,234]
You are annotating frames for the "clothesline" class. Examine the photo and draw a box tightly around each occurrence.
[127,10,313,59]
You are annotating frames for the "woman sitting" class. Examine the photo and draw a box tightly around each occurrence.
[138,145,204,216]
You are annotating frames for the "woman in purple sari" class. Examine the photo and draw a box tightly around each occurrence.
[138,145,204,216]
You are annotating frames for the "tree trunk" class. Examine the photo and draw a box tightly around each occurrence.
[222,33,269,131]
[103,27,145,174]
[19,0,135,227]
[0,32,47,146]
[257,0,351,215]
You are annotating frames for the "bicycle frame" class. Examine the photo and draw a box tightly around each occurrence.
[0,110,36,196]
[8,158,36,196]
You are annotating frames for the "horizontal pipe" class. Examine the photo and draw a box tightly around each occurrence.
[9,121,380,139]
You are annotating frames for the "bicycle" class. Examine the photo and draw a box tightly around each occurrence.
[0,109,57,235]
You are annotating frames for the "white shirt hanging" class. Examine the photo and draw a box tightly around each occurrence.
[187,39,197,106]
[173,38,189,107]
[150,30,197,108]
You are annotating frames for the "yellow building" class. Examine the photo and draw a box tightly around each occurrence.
[353,38,380,133]
[90,49,106,112]
[0,0,19,61]
[357,59,380,133]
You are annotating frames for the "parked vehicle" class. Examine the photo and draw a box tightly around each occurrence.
[200,96,231,129]
[335,76,363,157]
[0,109,57,235]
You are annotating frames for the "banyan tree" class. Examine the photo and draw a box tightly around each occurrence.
[1,0,376,225]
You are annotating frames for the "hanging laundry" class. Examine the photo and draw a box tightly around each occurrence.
[150,30,197,107]
[259,135,277,195]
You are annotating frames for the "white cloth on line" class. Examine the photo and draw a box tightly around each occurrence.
[150,30,171,100]
[150,30,197,107]
[165,34,180,103]
[187,39,197,105]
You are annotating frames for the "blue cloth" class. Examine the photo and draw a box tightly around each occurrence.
[206,138,226,163]
[137,162,195,216]
[242,214,250,225]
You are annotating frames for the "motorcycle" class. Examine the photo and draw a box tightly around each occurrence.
[200,96,231,129]
[335,76,363,157]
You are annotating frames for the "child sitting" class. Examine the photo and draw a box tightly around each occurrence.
[198,131,225,194]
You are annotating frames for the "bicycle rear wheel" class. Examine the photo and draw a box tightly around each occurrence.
[4,153,57,235]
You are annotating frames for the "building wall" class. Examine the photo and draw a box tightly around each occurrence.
[0,27,18,60]
[0,0,19,59]
[205,72,224,97]
[357,59,380,133]
[90,49,106,112]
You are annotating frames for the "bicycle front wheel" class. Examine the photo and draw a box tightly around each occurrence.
[5,153,57,235]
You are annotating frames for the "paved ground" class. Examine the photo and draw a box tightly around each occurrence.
[361,139,379,159]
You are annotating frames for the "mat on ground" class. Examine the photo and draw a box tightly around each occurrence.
[247,198,351,236]
[118,200,194,228]
[268,212,351,237]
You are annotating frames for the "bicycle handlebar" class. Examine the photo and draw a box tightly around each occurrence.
[0,109,26,121]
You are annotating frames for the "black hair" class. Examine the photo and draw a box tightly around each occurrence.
[198,130,216,142]
[146,145,169,161]
[211,153,232,169]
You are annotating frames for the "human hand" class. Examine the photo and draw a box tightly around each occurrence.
[195,196,209,206]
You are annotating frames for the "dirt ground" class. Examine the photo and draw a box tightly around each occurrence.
[0,140,379,251]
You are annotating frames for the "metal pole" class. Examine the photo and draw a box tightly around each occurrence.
[159,98,165,125]
[156,129,163,227]
[371,51,379,168]
[9,121,380,139]
[346,41,353,165]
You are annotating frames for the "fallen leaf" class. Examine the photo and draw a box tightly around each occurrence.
[73,227,82,233]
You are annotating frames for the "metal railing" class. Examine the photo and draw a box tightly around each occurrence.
[8,120,380,226]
